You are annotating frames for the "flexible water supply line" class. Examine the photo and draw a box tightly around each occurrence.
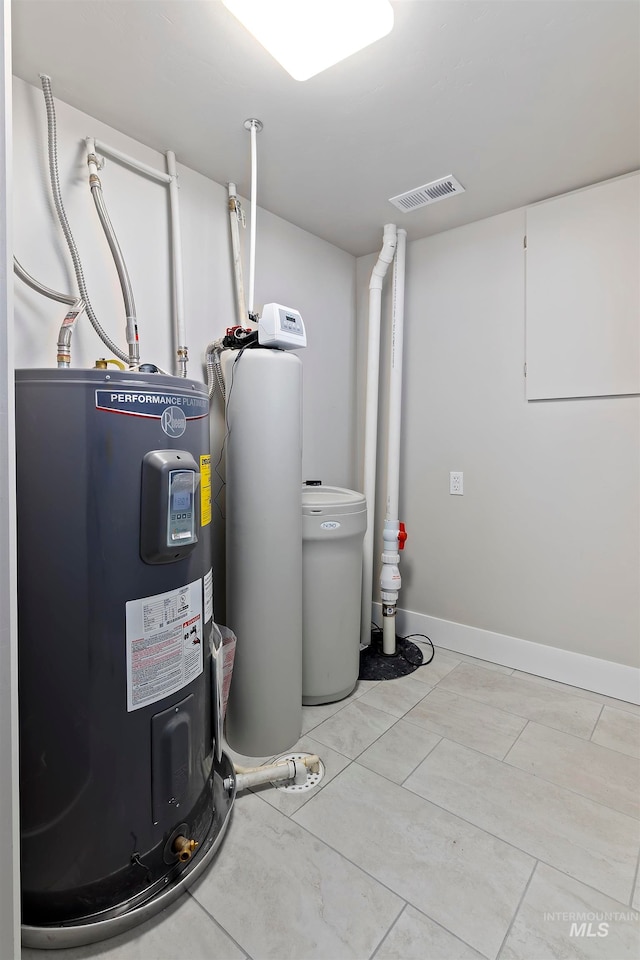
[86,138,184,376]
[205,340,226,400]
[227,182,247,325]
[361,224,397,648]
[39,75,130,365]
[214,351,226,399]
[206,344,218,400]
[55,299,85,367]
[380,228,407,655]
[13,258,76,305]
[166,151,188,377]
[14,259,85,367]
[86,139,139,368]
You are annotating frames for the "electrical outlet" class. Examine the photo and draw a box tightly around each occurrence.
[450,471,463,495]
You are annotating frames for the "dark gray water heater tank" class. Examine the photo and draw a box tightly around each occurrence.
[15,368,226,936]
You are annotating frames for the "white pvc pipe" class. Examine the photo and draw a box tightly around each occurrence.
[228,182,247,325]
[360,224,397,648]
[89,139,187,374]
[86,138,139,366]
[379,229,407,655]
[166,151,188,377]
[386,228,407,522]
[234,760,296,792]
[93,139,172,184]
[248,121,258,315]
[234,755,320,776]
[232,756,317,792]
[382,607,397,653]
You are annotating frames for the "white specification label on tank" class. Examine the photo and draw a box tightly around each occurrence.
[125,578,203,711]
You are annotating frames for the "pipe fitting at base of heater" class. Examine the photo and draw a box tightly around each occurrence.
[172,835,198,862]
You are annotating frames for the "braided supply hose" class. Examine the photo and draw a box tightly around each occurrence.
[39,74,129,364]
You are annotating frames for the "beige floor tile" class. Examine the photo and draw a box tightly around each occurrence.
[250,734,351,815]
[501,862,640,959]
[405,687,527,759]
[293,762,534,960]
[300,680,380,735]
[592,707,640,759]
[411,651,461,685]
[300,699,351,735]
[438,647,515,675]
[505,721,640,819]
[438,663,602,738]
[405,739,639,903]
[191,792,403,960]
[512,670,640,717]
[308,698,397,759]
[375,905,485,959]
[21,894,245,960]
[357,675,430,718]
[358,720,441,784]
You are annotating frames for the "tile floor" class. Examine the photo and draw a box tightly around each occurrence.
[23,648,640,960]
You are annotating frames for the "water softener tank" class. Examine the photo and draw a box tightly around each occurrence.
[223,348,303,757]
[15,369,234,948]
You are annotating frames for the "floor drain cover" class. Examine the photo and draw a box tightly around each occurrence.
[271,753,325,793]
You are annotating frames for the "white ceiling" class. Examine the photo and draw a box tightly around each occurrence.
[11,0,640,257]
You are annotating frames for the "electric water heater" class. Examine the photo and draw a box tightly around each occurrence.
[15,368,234,948]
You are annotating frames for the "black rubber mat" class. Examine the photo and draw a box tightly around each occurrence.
[359,631,424,681]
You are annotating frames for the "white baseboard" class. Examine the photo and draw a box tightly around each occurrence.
[372,604,640,705]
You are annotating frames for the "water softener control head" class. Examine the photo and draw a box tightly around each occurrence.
[258,303,307,349]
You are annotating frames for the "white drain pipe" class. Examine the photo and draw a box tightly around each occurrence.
[380,228,407,655]
[361,224,397,648]
[226,755,320,793]
[87,138,188,376]
[166,151,188,377]
[244,118,262,318]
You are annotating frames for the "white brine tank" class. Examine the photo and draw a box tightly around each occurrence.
[302,485,367,705]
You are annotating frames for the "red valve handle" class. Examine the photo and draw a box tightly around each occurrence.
[398,522,407,550]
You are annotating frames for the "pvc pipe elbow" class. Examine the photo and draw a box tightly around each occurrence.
[381,223,398,261]
[369,224,397,289]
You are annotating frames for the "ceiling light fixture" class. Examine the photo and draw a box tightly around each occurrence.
[221,0,395,82]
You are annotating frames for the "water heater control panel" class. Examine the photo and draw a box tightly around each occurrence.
[167,470,196,545]
[141,451,200,563]
[258,302,307,349]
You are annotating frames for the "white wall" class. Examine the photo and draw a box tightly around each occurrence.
[358,206,640,676]
[1,4,21,954]
[13,76,357,613]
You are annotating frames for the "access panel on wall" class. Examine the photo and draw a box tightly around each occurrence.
[525,173,639,400]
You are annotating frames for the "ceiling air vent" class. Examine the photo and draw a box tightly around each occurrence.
[389,175,465,212]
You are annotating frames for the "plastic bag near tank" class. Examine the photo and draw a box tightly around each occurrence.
[210,623,237,761]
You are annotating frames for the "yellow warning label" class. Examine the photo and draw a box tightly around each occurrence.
[200,455,211,527]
